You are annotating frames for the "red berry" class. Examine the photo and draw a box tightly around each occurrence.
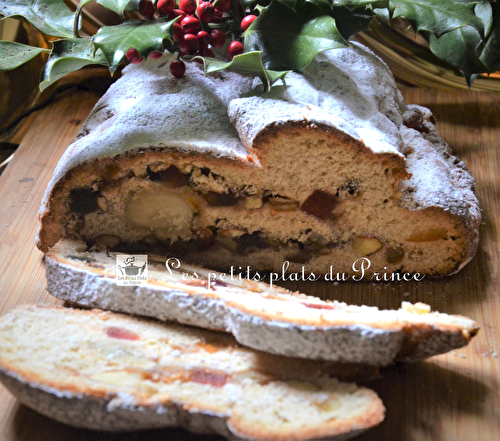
[197,30,211,47]
[210,29,226,48]
[168,9,186,20]
[139,0,155,18]
[179,0,196,14]
[148,51,163,59]
[241,14,257,31]
[126,48,143,64]
[157,0,175,15]
[215,0,232,12]
[179,33,199,54]
[227,40,244,60]
[181,15,201,34]
[204,47,215,58]
[173,22,184,42]
[170,60,186,78]
[212,10,227,23]
[197,2,215,22]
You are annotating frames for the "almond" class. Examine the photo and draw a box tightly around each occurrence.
[353,236,382,256]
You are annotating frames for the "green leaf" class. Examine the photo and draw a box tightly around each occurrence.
[475,2,493,37]
[478,4,500,72]
[332,6,375,39]
[0,0,76,37]
[429,25,488,84]
[40,38,107,92]
[332,0,388,7]
[97,0,140,14]
[0,40,49,71]
[388,0,484,38]
[276,0,333,13]
[276,0,298,11]
[93,19,176,73]
[77,0,140,16]
[194,51,290,91]
[244,1,348,71]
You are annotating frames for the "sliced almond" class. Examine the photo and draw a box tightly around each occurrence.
[353,236,382,256]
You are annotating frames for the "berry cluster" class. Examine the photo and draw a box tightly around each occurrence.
[125,0,258,78]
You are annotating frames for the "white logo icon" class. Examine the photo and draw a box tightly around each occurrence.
[116,254,148,286]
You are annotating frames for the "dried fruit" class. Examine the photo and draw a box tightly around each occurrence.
[203,191,239,206]
[300,190,339,220]
[159,165,188,187]
[386,246,404,264]
[68,188,98,214]
[105,327,140,340]
[406,228,447,242]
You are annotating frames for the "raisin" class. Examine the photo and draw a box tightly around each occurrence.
[386,247,405,264]
[146,166,162,181]
[236,232,267,255]
[159,165,187,187]
[300,190,339,220]
[203,191,239,207]
[68,188,99,214]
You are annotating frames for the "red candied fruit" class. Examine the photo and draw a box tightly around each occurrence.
[190,368,230,387]
[105,326,140,340]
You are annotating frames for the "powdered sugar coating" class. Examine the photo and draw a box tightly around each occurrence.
[44,239,479,366]
[39,43,406,223]
[229,43,405,155]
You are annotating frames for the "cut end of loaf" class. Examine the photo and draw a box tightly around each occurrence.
[0,304,385,439]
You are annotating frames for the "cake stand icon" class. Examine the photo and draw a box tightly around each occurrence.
[118,256,147,276]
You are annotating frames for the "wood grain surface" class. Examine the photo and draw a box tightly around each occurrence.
[0,84,498,441]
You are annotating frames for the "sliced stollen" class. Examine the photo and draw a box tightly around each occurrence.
[0,304,385,440]
[45,239,479,366]
[36,43,481,277]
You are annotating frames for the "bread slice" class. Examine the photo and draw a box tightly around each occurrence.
[45,238,479,366]
[0,304,385,439]
[36,44,481,277]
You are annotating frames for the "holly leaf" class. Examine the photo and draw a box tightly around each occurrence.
[244,1,348,71]
[429,25,488,85]
[40,38,107,92]
[332,6,375,39]
[474,2,493,37]
[77,0,140,16]
[477,3,500,72]
[93,19,176,73]
[387,0,484,38]
[0,0,76,37]
[331,0,388,7]
[0,41,49,71]
[194,51,290,91]
[276,0,333,13]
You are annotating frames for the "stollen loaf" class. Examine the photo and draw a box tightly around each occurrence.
[45,238,479,366]
[36,43,481,277]
[0,304,385,440]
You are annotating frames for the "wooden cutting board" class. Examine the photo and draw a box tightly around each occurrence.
[0,82,498,441]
